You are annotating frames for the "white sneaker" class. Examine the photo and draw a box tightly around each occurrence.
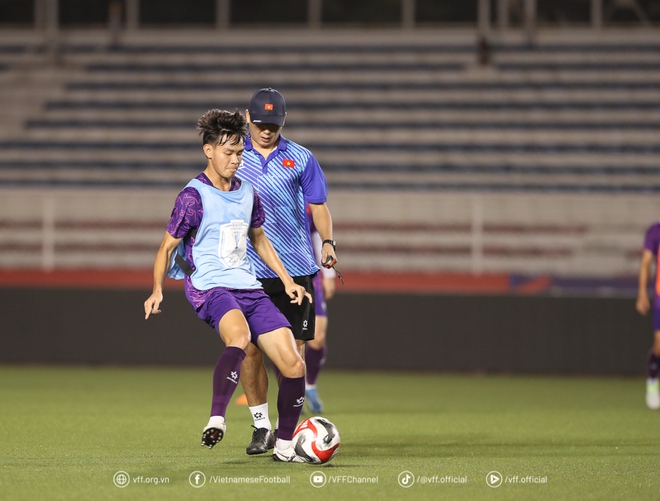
[201,417,226,449]
[646,379,660,410]
[272,445,308,463]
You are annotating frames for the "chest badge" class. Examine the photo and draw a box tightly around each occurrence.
[283,159,295,168]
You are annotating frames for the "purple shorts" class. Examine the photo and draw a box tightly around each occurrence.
[654,304,660,331]
[313,273,327,318]
[195,287,291,344]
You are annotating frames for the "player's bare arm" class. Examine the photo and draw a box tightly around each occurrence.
[144,231,183,319]
[248,226,312,305]
[308,202,337,267]
[637,249,654,315]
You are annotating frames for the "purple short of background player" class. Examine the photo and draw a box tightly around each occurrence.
[653,306,660,332]
[644,222,660,315]
[313,272,327,318]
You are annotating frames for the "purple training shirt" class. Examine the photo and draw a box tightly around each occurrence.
[643,222,660,309]
[644,222,660,257]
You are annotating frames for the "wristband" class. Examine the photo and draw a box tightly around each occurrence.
[322,239,337,250]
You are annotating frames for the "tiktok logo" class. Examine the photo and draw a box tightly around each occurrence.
[398,471,415,488]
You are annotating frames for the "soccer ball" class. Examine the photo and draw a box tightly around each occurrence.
[292,416,340,464]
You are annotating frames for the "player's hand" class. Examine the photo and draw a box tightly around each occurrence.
[144,292,163,319]
[323,276,336,300]
[321,247,338,270]
[285,283,312,306]
[637,293,651,315]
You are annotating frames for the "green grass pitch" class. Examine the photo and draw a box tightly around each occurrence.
[1,366,659,500]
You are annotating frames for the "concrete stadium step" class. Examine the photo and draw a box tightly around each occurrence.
[2,150,659,170]
[2,167,660,193]
[72,51,473,66]
[63,78,660,91]
[33,107,660,123]
[18,127,660,145]
[22,119,660,133]
[40,98,660,112]
[60,70,660,85]
[496,62,660,71]
[3,38,660,53]
[3,41,658,65]
[3,139,660,153]
[4,157,660,171]
[4,167,660,186]
[82,60,466,73]
[44,88,660,104]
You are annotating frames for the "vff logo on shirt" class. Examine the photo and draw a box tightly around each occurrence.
[218,220,248,268]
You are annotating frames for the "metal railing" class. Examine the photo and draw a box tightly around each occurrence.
[28,0,653,33]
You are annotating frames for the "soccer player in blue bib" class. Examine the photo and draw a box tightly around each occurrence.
[237,88,338,454]
[144,109,311,462]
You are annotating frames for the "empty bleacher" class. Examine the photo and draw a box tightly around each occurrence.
[0,28,659,281]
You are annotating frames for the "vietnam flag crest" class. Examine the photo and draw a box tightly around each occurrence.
[283,159,295,168]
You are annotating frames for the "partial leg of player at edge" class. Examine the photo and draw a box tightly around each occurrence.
[646,333,660,410]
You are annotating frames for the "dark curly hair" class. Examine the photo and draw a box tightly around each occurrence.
[197,109,248,147]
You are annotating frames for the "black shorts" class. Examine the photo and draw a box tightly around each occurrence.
[259,274,316,341]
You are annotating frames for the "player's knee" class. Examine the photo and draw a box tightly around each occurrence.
[244,341,262,359]
[221,330,250,351]
[280,356,305,379]
[233,336,250,351]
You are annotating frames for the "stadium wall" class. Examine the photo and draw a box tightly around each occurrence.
[0,287,649,375]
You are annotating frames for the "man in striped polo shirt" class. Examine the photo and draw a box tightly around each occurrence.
[237,87,338,455]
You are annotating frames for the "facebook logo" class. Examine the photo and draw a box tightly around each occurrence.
[189,471,206,488]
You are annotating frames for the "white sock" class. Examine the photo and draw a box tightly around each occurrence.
[647,378,659,387]
[305,383,317,391]
[276,438,292,450]
[249,404,271,430]
[206,415,225,429]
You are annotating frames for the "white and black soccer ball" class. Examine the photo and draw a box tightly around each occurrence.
[292,416,340,464]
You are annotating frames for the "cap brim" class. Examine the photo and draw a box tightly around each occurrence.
[249,114,285,127]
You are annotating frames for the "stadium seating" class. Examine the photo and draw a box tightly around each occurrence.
[0,28,658,279]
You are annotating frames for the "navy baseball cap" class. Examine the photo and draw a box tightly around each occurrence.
[248,87,286,126]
